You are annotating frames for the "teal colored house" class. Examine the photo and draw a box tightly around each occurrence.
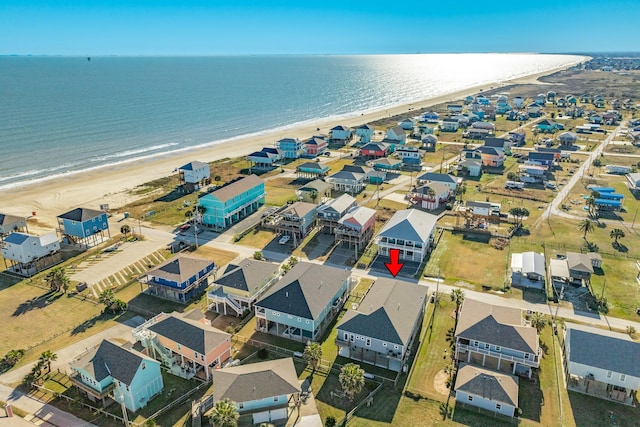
[371,157,402,171]
[211,358,301,424]
[255,262,353,342]
[200,175,265,230]
[70,340,163,412]
[57,207,110,246]
[536,120,563,133]
[295,162,329,179]
[276,138,304,159]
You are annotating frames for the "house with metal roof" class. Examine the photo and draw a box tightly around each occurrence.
[356,124,376,143]
[376,209,438,263]
[317,194,357,234]
[295,179,332,204]
[303,136,328,157]
[385,126,406,144]
[210,358,301,424]
[416,173,461,191]
[143,255,215,303]
[335,206,377,256]
[207,258,280,317]
[454,363,519,417]
[528,151,555,167]
[199,175,265,230]
[1,232,60,277]
[178,161,210,191]
[57,207,110,246]
[510,252,546,289]
[248,147,283,169]
[627,172,640,193]
[275,138,304,159]
[360,142,390,159]
[330,125,352,144]
[70,340,163,412]
[408,181,453,211]
[563,322,640,405]
[132,311,231,381]
[336,278,428,371]
[0,213,27,237]
[325,165,370,194]
[295,162,329,179]
[254,262,353,342]
[454,299,540,378]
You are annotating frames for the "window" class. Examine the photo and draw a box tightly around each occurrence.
[467,395,473,402]
[273,397,279,402]
[350,335,354,342]
[366,338,371,347]
[383,342,387,347]
[194,351,199,358]
[524,353,530,360]
[496,403,502,410]
[394,345,399,350]
[272,311,277,315]
[306,320,310,324]
[177,344,182,350]
[621,374,626,382]
[238,402,244,409]
[287,315,292,319]
[495,346,501,351]
[297,317,301,322]
[201,354,204,361]
[344,332,348,340]
[607,371,612,379]
[141,362,146,370]
[484,343,489,349]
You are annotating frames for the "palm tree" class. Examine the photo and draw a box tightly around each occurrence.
[530,312,547,333]
[509,207,530,227]
[577,219,595,240]
[120,224,131,238]
[209,398,239,427]
[3,349,25,367]
[303,342,323,372]
[585,196,596,217]
[610,228,625,245]
[99,288,115,307]
[45,267,69,293]
[455,184,467,202]
[339,363,365,402]
[450,289,465,325]
[39,350,58,374]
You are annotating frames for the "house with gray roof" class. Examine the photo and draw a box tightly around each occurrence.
[376,209,438,262]
[143,255,215,303]
[356,124,375,143]
[317,194,357,234]
[408,181,453,211]
[133,311,231,381]
[627,172,640,193]
[336,278,428,371]
[0,213,27,237]
[563,322,640,405]
[566,252,595,283]
[57,207,110,246]
[272,201,318,246]
[248,147,283,169]
[335,206,377,255]
[70,340,163,412]
[454,363,519,417]
[415,173,461,191]
[510,252,546,289]
[254,262,353,342]
[207,258,280,316]
[200,174,265,230]
[325,165,370,194]
[296,179,332,204]
[455,299,540,378]
[210,358,301,424]
[385,126,406,144]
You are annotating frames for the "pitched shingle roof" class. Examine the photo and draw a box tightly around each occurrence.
[0,213,25,226]
[455,363,519,407]
[256,262,350,320]
[338,279,428,346]
[146,255,213,284]
[378,209,438,244]
[299,179,331,194]
[179,161,208,171]
[72,340,152,384]
[338,206,376,229]
[58,207,104,222]
[565,323,640,378]
[208,175,263,203]
[148,313,230,355]
[318,194,356,216]
[280,202,317,219]
[566,252,594,274]
[214,258,279,295]
[211,358,301,403]
[455,299,538,354]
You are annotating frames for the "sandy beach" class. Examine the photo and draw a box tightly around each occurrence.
[1,59,586,231]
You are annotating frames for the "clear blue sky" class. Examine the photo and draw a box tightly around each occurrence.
[2,0,639,55]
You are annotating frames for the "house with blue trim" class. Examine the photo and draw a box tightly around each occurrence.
[200,175,265,230]
[528,152,555,167]
[396,146,423,165]
[178,161,210,191]
[1,232,60,276]
[370,157,402,171]
[276,138,304,159]
[210,358,301,425]
[57,207,109,246]
[144,255,215,303]
[455,364,519,417]
[70,340,163,412]
[255,262,353,342]
[326,165,371,194]
[330,125,353,144]
[295,162,329,179]
[385,126,406,144]
[356,124,375,143]
[248,147,283,169]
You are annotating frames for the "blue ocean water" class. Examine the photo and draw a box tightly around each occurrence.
[0,54,582,189]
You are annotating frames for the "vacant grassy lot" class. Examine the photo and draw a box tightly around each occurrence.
[236,228,277,249]
[191,245,238,268]
[264,177,298,205]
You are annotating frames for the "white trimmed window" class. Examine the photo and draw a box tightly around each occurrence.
[467,395,473,401]
[366,338,371,347]
[607,371,612,379]
[621,374,626,382]
[496,403,502,410]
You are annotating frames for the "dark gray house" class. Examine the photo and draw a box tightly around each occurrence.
[317,194,357,234]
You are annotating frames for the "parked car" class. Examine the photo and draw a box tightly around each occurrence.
[279,235,291,245]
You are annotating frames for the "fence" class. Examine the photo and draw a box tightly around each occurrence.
[343,381,384,424]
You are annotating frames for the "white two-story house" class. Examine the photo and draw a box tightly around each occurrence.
[376,209,438,263]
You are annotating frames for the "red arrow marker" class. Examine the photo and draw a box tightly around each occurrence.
[384,248,404,277]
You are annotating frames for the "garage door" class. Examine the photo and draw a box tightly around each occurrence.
[270,408,288,421]
[252,411,270,424]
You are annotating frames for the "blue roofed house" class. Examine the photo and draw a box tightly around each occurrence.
[1,232,60,276]
[70,340,163,412]
[178,161,211,191]
[275,138,304,159]
[563,322,640,405]
[536,119,563,133]
[528,152,555,167]
[255,262,353,342]
[376,209,438,263]
[248,147,283,169]
[356,124,376,143]
[330,125,353,144]
[57,207,110,246]
[416,173,461,192]
[144,255,215,303]
[210,358,301,425]
[208,258,280,317]
[199,175,265,230]
[336,278,429,372]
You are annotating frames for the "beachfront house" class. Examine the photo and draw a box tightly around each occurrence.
[295,179,332,204]
[356,124,376,143]
[0,213,27,238]
[207,258,280,317]
[254,262,353,342]
[408,182,452,211]
[317,194,357,234]
[336,278,428,372]
[303,136,328,157]
[360,142,390,159]
[57,207,110,247]
[562,322,640,405]
[1,232,60,277]
[199,175,265,230]
[295,162,329,179]
[454,364,519,417]
[376,209,438,263]
[247,147,283,170]
[143,255,215,303]
[210,358,301,425]
[276,138,304,159]
[330,125,352,144]
[421,111,440,123]
[132,311,232,381]
[385,126,406,144]
[272,202,318,246]
[510,252,545,289]
[334,206,376,255]
[178,161,210,191]
[454,299,540,378]
[325,165,370,194]
[70,340,163,412]
[448,104,463,113]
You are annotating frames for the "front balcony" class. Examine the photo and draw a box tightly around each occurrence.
[567,374,637,406]
[457,343,540,368]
